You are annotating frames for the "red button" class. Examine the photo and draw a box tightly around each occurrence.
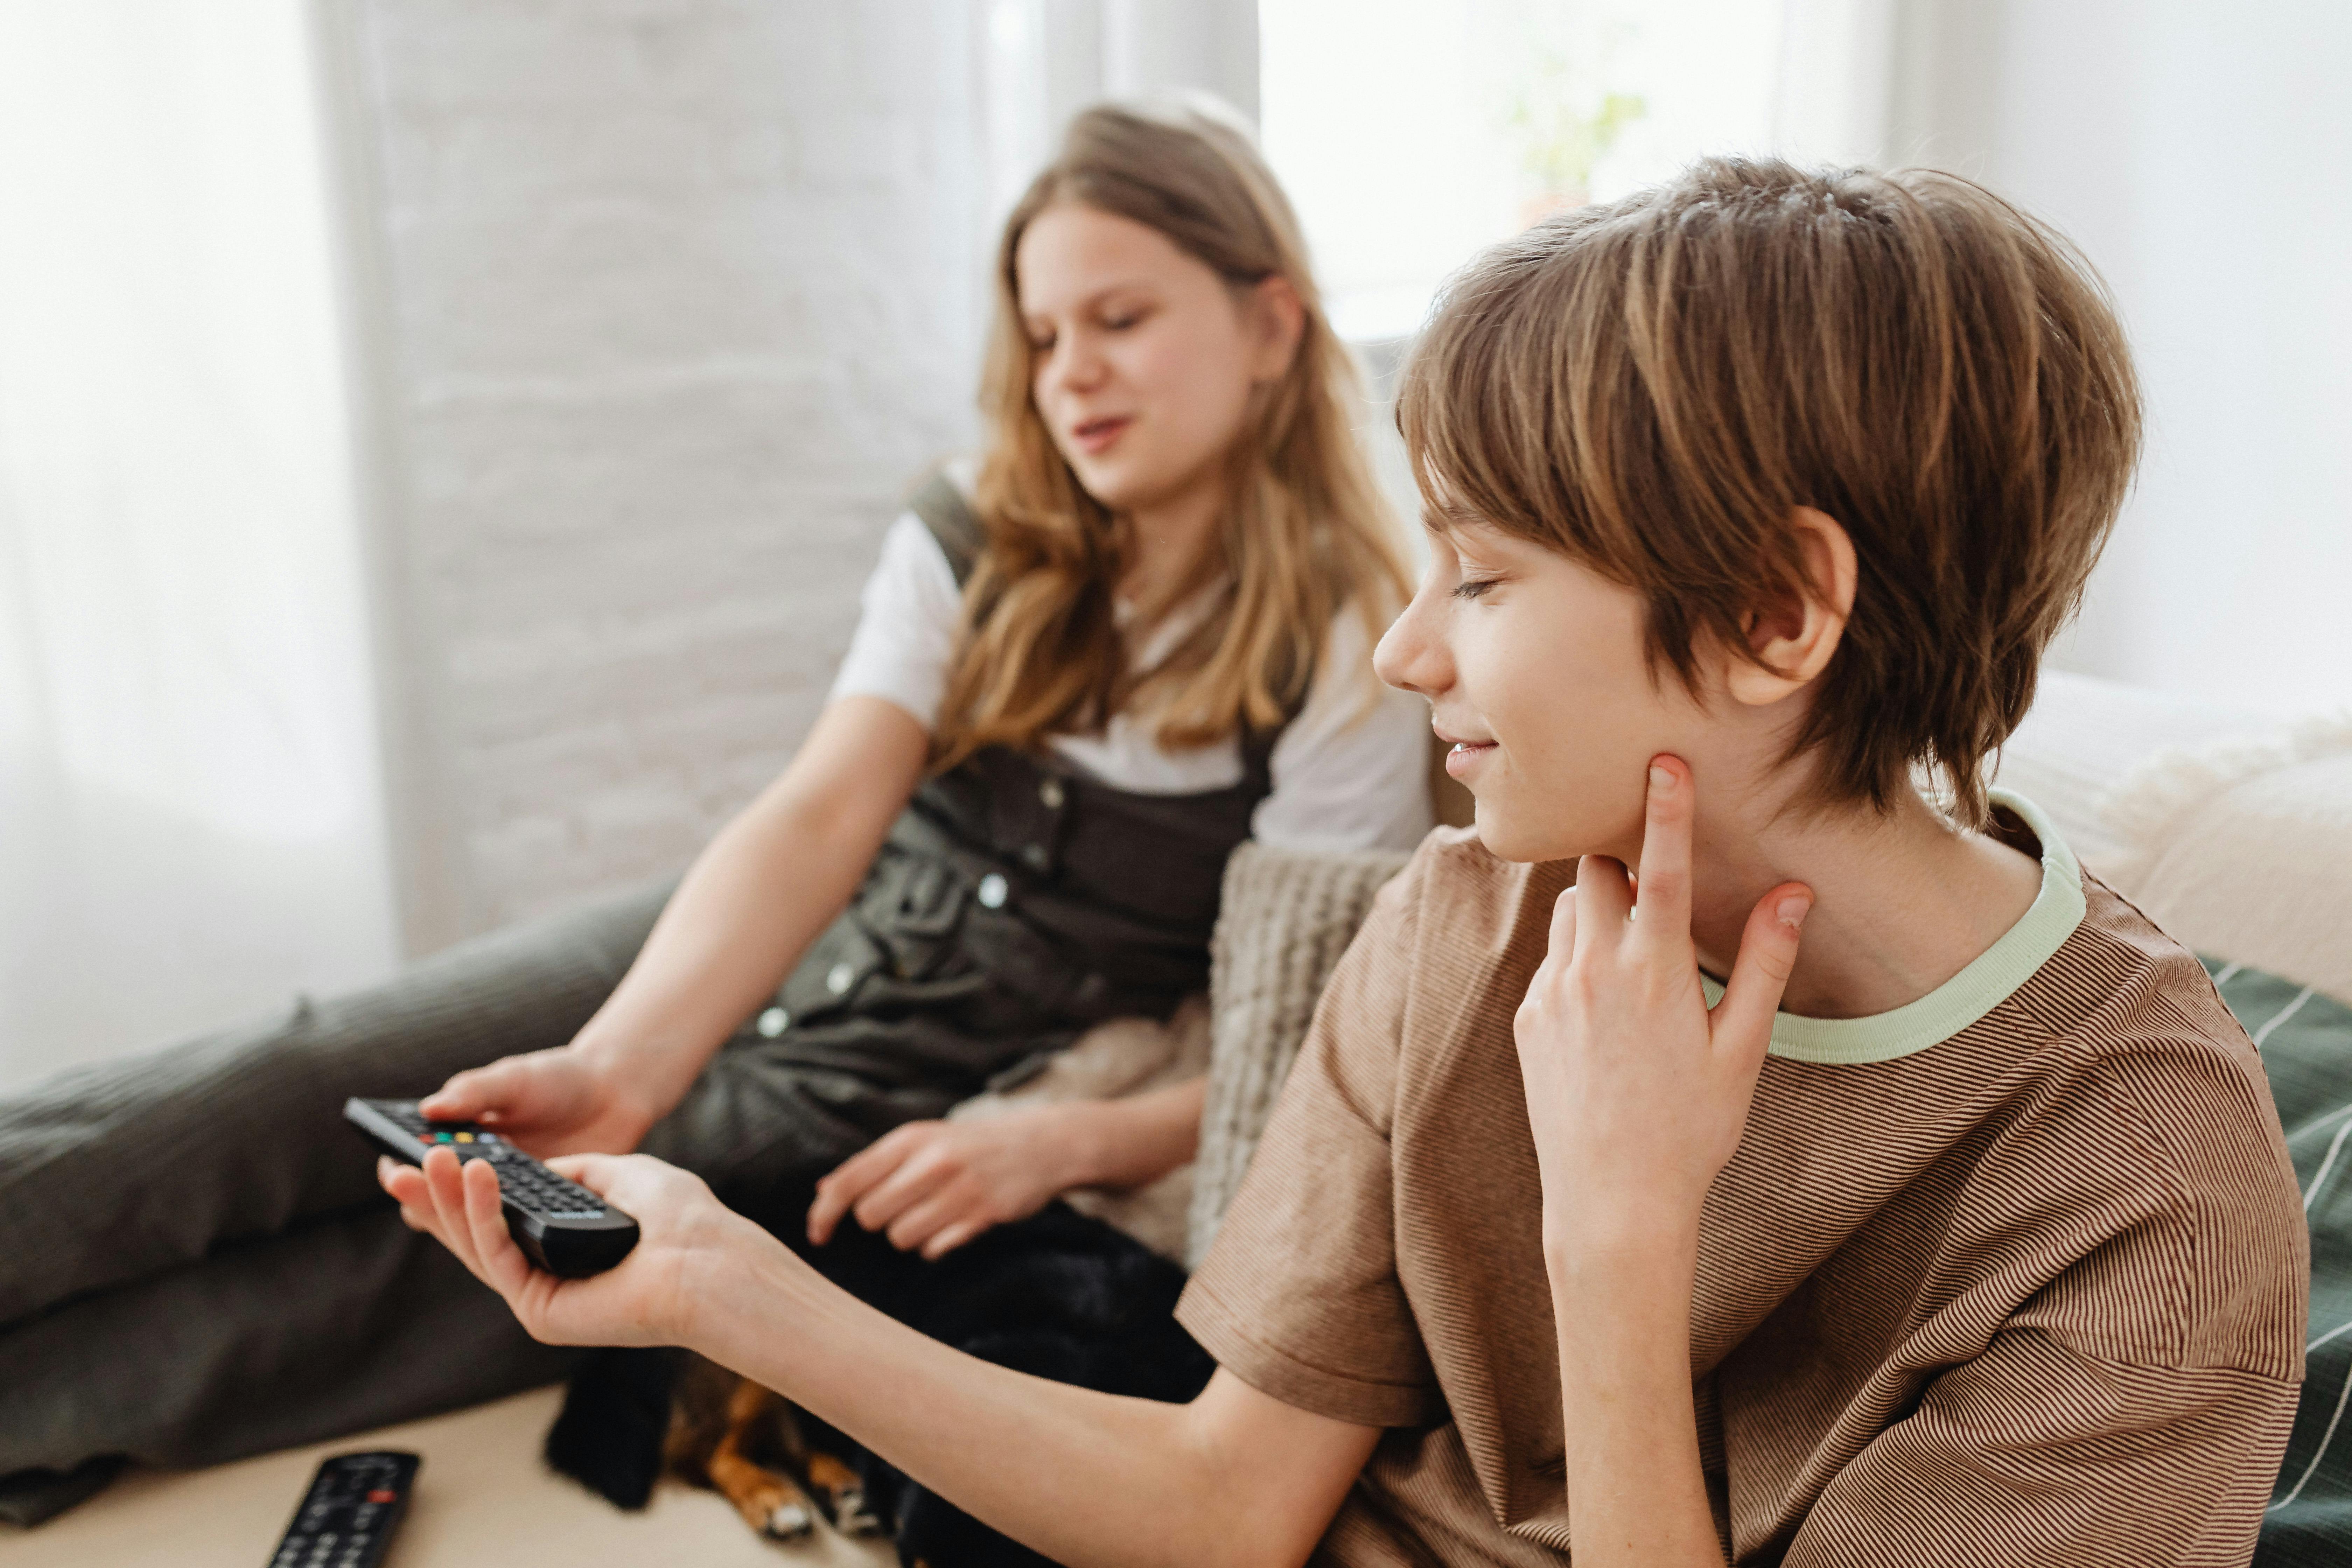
[368,1489,397,1504]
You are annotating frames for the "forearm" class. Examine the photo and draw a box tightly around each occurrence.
[570,696,927,1126]
[1056,1077,1207,1190]
[569,800,866,1115]
[692,1231,1335,1568]
[1547,1226,1723,1568]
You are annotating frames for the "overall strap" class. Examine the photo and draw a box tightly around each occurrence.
[908,470,985,588]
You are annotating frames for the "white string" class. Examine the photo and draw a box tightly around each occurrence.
[2304,1113,2352,1214]
[2254,986,2317,1052]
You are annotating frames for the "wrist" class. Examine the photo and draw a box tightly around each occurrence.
[672,1212,797,1352]
[1542,1204,1701,1290]
[1037,1100,1112,1191]
[566,1029,680,1133]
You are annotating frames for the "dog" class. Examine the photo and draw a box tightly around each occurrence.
[546,1201,1216,1565]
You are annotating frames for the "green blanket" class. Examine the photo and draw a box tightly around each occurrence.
[2213,960,2352,1565]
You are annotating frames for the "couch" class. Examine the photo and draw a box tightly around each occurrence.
[12,670,2347,1567]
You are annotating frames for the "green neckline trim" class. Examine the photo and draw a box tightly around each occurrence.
[1699,789,2085,1066]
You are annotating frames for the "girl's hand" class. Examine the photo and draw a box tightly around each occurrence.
[420,1047,654,1159]
[1515,756,1811,1258]
[378,1147,767,1347]
[806,1110,1085,1259]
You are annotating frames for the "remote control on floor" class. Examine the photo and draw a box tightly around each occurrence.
[266,1450,417,1568]
[346,1097,640,1278]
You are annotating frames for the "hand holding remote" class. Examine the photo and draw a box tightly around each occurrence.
[419,1046,653,1157]
[380,1147,772,1350]
[350,1099,640,1276]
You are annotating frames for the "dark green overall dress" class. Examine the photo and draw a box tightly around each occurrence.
[658,475,1293,1211]
[0,475,1295,1500]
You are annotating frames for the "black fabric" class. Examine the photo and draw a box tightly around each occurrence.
[548,1201,1216,1567]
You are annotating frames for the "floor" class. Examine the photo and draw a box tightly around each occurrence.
[0,1386,897,1567]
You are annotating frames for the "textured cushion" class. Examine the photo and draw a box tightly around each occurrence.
[1994,669,2273,872]
[2104,721,2352,1009]
[948,996,1210,1260]
[2216,962,2352,1566]
[1187,842,1408,1266]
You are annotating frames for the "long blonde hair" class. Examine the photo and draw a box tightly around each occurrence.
[931,97,1408,772]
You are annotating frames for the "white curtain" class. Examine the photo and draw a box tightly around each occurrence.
[0,2,396,1092]
[980,0,1259,226]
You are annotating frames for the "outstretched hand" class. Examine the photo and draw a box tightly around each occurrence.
[1514,755,1811,1255]
[378,1147,772,1349]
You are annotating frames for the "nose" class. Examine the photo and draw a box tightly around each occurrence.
[1373,573,1453,700]
[1039,329,1108,401]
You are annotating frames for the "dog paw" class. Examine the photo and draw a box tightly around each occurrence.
[761,1498,816,1539]
[831,1489,883,1538]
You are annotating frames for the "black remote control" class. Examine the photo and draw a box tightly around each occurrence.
[346,1097,639,1278]
[266,1450,417,1568]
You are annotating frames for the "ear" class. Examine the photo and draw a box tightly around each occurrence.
[1245,274,1306,383]
[1722,506,1858,707]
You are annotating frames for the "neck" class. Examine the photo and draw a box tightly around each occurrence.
[1118,471,1226,613]
[1683,782,2044,1021]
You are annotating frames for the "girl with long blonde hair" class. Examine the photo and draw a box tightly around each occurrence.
[0,96,1429,1517]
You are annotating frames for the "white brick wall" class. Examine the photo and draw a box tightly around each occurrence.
[341,0,992,952]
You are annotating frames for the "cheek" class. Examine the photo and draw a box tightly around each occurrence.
[1468,596,1664,856]
[1125,323,1253,440]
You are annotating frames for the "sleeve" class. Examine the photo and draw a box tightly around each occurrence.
[1251,606,1434,853]
[1779,1327,2298,1567]
[825,512,964,729]
[1176,866,1444,1428]
[1783,1036,2307,1567]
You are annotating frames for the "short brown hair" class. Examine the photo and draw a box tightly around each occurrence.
[1397,156,2141,826]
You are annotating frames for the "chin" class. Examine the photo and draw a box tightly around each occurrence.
[1469,790,1613,867]
[1072,455,1199,516]
[1467,802,1556,865]
[1065,455,1146,510]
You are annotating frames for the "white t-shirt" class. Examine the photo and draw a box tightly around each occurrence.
[828,512,1434,853]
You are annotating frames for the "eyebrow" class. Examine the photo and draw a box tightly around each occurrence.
[1022,280,1158,327]
[1418,500,1484,537]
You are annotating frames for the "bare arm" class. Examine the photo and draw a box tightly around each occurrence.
[387,1149,1379,1568]
[709,1247,1371,1568]
[425,695,929,1152]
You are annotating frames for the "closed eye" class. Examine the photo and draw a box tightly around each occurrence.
[1453,577,1499,601]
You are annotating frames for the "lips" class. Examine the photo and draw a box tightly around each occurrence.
[1069,415,1132,455]
[1437,730,1496,779]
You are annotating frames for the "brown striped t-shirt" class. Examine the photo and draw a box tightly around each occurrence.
[1178,793,2308,1566]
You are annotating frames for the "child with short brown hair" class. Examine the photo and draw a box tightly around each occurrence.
[394,157,2307,1567]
